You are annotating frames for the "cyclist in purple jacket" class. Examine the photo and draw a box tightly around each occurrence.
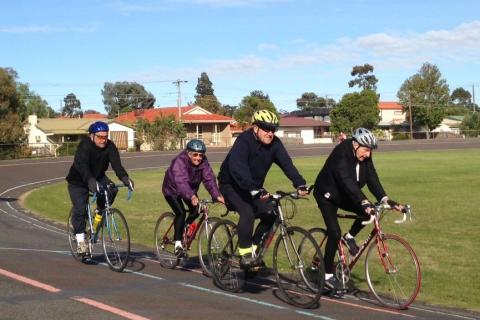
[162,139,224,256]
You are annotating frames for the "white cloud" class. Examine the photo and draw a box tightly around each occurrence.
[258,43,279,51]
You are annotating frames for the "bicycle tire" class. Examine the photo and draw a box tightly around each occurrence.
[67,208,93,261]
[101,208,130,272]
[197,216,221,277]
[154,212,180,269]
[365,234,421,309]
[273,226,324,308]
[207,219,245,292]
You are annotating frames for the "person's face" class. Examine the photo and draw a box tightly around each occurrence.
[91,131,108,148]
[354,142,372,162]
[188,151,204,166]
[254,125,275,145]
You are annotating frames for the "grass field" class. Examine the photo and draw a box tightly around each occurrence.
[23,149,480,311]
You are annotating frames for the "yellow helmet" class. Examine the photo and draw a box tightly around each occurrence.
[252,109,279,132]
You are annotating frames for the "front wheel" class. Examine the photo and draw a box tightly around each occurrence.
[101,208,130,272]
[365,234,421,309]
[273,226,324,308]
[197,217,220,277]
[207,219,245,292]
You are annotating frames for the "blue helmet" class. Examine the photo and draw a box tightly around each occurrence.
[88,121,109,134]
[186,139,206,153]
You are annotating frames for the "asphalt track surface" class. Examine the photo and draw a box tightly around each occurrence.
[1,139,479,320]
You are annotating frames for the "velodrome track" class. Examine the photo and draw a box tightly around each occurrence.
[1,139,479,320]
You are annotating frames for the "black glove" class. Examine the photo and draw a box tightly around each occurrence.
[297,185,309,193]
[361,201,375,214]
[88,178,99,193]
[387,199,399,207]
[121,176,134,191]
[250,188,268,200]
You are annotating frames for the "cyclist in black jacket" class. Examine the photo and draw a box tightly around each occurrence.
[218,110,308,268]
[313,128,400,290]
[66,121,134,256]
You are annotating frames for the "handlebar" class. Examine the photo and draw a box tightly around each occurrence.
[273,185,314,200]
[361,203,412,225]
[91,183,133,203]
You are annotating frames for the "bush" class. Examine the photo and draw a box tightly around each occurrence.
[57,142,79,156]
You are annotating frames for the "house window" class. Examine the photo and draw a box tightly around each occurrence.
[35,136,41,143]
[314,128,324,138]
[196,125,204,139]
[284,131,301,138]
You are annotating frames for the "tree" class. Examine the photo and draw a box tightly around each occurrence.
[135,115,186,151]
[348,64,378,91]
[460,112,480,137]
[17,83,56,118]
[194,72,222,114]
[450,87,472,108]
[329,89,380,134]
[0,67,28,159]
[222,104,237,117]
[296,92,335,110]
[397,62,450,138]
[102,82,156,117]
[62,93,82,118]
[233,90,277,126]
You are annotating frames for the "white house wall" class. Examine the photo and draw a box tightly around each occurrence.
[109,122,135,149]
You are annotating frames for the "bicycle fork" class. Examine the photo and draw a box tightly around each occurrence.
[375,237,398,274]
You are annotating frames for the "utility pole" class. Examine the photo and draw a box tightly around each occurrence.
[172,79,188,121]
[472,84,476,113]
[408,95,413,140]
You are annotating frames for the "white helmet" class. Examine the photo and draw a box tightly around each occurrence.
[352,128,377,149]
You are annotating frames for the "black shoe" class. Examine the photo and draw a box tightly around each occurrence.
[342,234,360,256]
[240,253,257,269]
[324,276,343,290]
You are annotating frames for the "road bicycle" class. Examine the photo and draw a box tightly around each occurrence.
[154,199,222,277]
[67,183,132,272]
[207,189,325,309]
[309,203,421,309]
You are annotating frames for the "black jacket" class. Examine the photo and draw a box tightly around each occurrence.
[218,129,306,192]
[66,136,128,186]
[313,138,386,206]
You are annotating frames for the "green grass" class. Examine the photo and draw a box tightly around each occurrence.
[23,149,480,311]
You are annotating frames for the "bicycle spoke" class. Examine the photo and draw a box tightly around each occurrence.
[102,208,130,272]
[154,212,179,269]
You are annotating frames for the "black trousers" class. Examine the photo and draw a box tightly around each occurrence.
[314,193,368,274]
[68,176,117,235]
[164,195,197,241]
[220,183,276,249]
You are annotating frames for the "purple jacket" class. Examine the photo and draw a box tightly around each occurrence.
[162,150,221,201]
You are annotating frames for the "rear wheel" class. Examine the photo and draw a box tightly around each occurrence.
[273,226,324,308]
[154,212,180,269]
[101,208,130,272]
[365,234,421,309]
[208,220,245,292]
[197,217,220,277]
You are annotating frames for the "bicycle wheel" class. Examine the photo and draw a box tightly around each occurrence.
[365,234,421,309]
[207,220,245,292]
[154,212,180,269]
[67,208,93,261]
[197,217,221,277]
[101,208,130,272]
[273,226,324,308]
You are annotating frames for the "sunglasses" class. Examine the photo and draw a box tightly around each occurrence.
[95,134,108,141]
[258,124,277,133]
[189,152,204,158]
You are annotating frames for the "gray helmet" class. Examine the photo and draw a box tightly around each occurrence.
[186,139,206,153]
[352,128,377,149]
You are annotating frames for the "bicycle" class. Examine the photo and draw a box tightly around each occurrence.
[67,183,132,272]
[207,189,325,309]
[154,199,222,277]
[309,203,421,309]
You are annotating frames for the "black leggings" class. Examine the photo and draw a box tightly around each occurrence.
[164,195,197,241]
[68,177,118,235]
[220,183,276,249]
[314,194,368,274]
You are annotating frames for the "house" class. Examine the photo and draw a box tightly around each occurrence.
[277,116,331,144]
[115,105,235,150]
[433,116,464,137]
[25,115,135,156]
[377,102,408,140]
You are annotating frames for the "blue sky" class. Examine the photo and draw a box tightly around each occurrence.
[2,0,480,113]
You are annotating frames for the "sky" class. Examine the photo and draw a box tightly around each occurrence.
[1,0,480,114]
